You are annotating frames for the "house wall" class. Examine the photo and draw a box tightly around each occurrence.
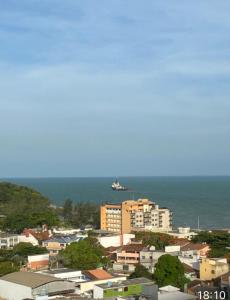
[78,277,127,294]
[0,280,32,300]
[19,234,39,246]
[113,263,135,273]
[200,258,229,281]
[117,250,139,264]
[98,234,135,248]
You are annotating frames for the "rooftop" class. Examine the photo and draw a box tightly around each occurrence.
[181,243,209,251]
[84,269,113,280]
[119,243,144,252]
[158,291,197,300]
[95,277,153,289]
[0,272,63,288]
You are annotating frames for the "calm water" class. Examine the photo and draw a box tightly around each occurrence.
[2,177,230,230]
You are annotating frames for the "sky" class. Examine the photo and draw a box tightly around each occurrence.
[0,0,230,177]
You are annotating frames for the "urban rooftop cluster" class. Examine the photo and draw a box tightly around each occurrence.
[0,183,230,300]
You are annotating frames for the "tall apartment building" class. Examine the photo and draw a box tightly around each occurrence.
[100,199,172,234]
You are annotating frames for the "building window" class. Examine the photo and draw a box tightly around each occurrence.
[211,270,215,274]
[124,287,128,292]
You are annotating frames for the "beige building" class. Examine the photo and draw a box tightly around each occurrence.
[101,199,172,234]
[200,258,229,281]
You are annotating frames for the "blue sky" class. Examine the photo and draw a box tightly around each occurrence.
[0,0,230,177]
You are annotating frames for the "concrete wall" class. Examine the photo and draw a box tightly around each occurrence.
[98,234,135,248]
[0,280,32,300]
[93,285,104,299]
[19,234,39,246]
[78,276,127,294]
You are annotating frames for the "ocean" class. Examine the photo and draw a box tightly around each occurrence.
[3,176,230,230]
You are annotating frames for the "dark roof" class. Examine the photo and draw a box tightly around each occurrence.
[0,272,63,288]
[183,263,195,273]
[181,243,209,251]
[120,243,144,252]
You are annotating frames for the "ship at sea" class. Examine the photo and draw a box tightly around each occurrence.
[111,179,128,191]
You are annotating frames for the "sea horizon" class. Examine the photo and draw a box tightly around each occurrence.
[2,176,230,231]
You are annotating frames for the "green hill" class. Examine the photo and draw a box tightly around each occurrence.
[0,182,59,232]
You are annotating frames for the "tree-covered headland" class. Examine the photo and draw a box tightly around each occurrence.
[0,182,59,232]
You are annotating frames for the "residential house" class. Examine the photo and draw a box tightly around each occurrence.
[116,243,145,264]
[0,234,19,249]
[93,277,154,299]
[27,254,49,271]
[200,258,229,281]
[158,285,197,300]
[180,243,210,258]
[23,228,51,244]
[98,233,135,248]
[43,235,84,255]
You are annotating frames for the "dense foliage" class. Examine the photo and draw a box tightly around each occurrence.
[0,261,19,276]
[62,199,100,228]
[129,264,153,280]
[154,254,189,289]
[0,242,48,274]
[135,231,175,250]
[192,231,230,258]
[61,237,108,270]
[12,242,47,257]
[0,182,59,232]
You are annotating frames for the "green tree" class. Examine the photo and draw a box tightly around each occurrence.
[154,254,188,289]
[0,261,19,276]
[129,264,153,280]
[192,231,230,258]
[12,242,47,257]
[135,231,175,250]
[61,238,106,270]
[63,199,73,223]
[0,182,60,232]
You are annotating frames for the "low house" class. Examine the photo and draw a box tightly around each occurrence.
[158,285,197,300]
[38,268,87,282]
[76,272,127,295]
[39,268,126,296]
[180,243,210,258]
[98,233,135,248]
[168,227,198,240]
[27,254,49,271]
[0,234,19,249]
[93,277,154,299]
[19,230,39,246]
[84,269,114,281]
[200,258,229,281]
[140,246,178,273]
[0,271,75,300]
[43,235,84,255]
[183,263,198,280]
[116,243,144,264]
[23,228,51,244]
[113,262,136,274]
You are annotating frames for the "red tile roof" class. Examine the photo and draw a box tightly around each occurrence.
[84,269,113,280]
[23,229,50,242]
